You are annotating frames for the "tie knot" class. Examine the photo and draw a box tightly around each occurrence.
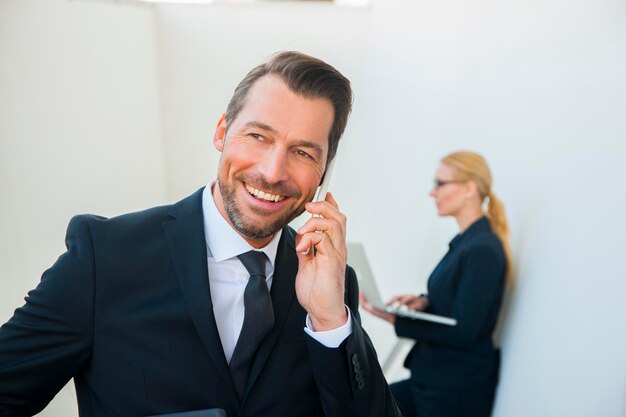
[237,250,268,278]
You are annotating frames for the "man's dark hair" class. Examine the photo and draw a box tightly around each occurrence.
[225,51,353,167]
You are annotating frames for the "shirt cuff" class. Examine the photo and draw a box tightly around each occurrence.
[303,306,353,348]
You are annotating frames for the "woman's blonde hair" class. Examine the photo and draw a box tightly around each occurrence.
[441,151,513,285]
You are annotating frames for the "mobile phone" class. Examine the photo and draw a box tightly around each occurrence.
[299,158,336,255]
[313,157,336,203]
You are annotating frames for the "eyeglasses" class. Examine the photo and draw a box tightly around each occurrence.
[433,179,466,189]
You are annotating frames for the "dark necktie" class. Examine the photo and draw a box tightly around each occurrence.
[229,250,275,399]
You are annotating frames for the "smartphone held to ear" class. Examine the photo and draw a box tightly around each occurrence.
[298,158,336,255]
[314,157,335,203]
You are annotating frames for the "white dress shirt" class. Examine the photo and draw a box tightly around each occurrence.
[202,181,351,364]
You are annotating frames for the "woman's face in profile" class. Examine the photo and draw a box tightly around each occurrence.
[430,163,467,217]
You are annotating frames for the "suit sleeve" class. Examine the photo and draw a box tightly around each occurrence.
[394,244,505,349]
[0,215,96,417]
[305,266,404,417]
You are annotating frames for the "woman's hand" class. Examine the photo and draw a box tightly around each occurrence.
[359,292,396,325]
[387,294,430,311]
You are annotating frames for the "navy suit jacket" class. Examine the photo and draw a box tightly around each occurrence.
[0,189,402,417]
[395,217,506,391]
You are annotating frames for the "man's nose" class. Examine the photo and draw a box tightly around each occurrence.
[259,148,290,184]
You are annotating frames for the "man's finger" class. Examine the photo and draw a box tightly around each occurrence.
[295,232,325,254]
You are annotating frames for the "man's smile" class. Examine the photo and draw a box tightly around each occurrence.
[245,183,286,203]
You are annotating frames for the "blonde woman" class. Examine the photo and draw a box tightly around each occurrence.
[361,151,512,417]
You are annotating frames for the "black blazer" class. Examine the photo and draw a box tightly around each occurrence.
[0,189,402,417]
[395,217,506,391]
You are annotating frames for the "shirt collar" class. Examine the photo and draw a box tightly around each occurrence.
[202,180,282,267]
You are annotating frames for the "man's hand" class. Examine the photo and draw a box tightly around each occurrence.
[295,192,348,331]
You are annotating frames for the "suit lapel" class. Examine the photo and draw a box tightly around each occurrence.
[162,188,237,397]
[243,227,299,399]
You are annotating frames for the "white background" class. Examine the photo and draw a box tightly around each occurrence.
[1,0,625,416]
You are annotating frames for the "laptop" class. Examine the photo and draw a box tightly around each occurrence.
[348,242,457,326]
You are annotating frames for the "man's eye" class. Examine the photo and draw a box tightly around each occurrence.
[250,133,264,141]
[296,150,314,160]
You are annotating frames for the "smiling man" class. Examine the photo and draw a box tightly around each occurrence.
[213,73,332,247]
[0,52,403,417]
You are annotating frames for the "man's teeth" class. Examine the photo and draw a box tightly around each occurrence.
[246,184,285,202]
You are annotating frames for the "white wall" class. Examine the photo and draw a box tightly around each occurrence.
[2,0,625,416]
[341,1,626,416]
[0,0,165,415]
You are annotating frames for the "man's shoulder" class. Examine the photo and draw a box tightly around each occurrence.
[70,188,205,232]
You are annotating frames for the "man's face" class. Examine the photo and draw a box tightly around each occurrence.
[213,74,334,248]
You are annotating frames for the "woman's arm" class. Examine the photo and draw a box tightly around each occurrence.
[394,244,505,349]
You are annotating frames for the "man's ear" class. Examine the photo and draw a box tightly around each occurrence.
[213,113,227,152]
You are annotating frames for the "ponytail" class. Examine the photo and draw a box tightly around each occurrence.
[487,191,514,286]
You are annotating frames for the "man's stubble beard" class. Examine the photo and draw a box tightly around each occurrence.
[219,175,307,239]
